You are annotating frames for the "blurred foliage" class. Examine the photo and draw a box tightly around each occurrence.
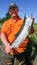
[0,12,11,23]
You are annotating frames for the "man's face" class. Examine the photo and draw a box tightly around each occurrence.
[9,8,18,17]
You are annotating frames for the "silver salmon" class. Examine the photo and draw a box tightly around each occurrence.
[11,15,33,48]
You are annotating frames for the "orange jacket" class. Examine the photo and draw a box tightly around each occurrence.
[0,30,1,33]
[1,18,29,55]
[0,30,1,39]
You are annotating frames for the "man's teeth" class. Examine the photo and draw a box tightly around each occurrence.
[12,14,16,16]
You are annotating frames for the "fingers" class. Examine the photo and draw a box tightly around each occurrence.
[4,44,12,54]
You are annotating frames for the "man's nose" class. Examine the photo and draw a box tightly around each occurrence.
[11,11,15,13]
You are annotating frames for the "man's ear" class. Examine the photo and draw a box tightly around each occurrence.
[9,11,11,15]
[17,8,19,12]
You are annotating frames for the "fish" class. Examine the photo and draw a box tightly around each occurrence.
[11,15,33,49]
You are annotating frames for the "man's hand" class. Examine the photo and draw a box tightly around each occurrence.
[5,43,11,54]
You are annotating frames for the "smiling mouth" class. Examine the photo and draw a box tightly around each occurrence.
[12,13,16,16]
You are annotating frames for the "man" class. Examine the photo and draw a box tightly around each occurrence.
[1,3,34,56]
